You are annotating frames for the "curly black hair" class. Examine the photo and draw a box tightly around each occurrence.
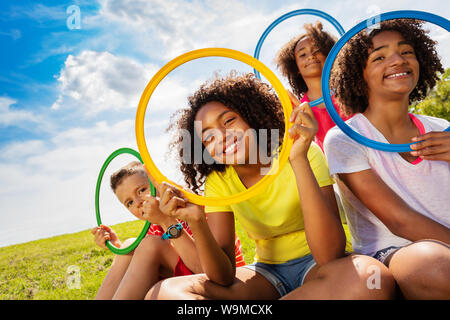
[167,72,285,194]
[275,21,337,98]
[331,19,444,114]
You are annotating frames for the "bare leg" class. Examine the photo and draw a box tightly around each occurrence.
[113,235,179,300]
[95,238,136,300]
[281,254,396,300]
[145,267,280,300]
[387,240,450,299]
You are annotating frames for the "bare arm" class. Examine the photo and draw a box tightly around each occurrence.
[288,94,346,265]
[188,210,237,286]
[339,169,450,244]
[290,158,346,265]
[158,183,237,286]
[140,183,203,274]
[158,217,203,274]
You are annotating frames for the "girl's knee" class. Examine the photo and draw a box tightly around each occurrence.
[134,235,167,256]
[388,241,450,299]
[406,240,448,261]
[353,255,395,293]
[390,241,450,282]
[119,237,137,256]
[319,255,396,299]
[110,238,136,266]
[146,277,187,300]
[122,237,137,247]
[146,275,208,300]
[145,279,164,300]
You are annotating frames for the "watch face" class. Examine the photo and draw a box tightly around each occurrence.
[169,227,178,237]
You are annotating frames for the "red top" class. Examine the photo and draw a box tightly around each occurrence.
[300,94,353,151]
[147,218,246,276]
[408,113,425,165]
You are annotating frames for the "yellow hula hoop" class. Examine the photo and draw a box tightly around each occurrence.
[135,48,293,206]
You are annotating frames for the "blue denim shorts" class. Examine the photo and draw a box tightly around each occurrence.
[241,254,316,297]
[373,246,401,264]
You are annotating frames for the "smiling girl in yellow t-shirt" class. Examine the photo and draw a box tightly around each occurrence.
[144,73,395,300]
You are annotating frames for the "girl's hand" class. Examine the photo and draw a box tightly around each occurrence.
[141,194,173,225]
[158,182,205,224]
[90,225,121,250]
[287,90,318,160]
[410,131,450,163]
[288,89,301,108]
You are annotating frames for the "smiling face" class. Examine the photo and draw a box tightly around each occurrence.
[363,31,420,101]
[194,101,257,166]
[114,173,150,220]
[294,37,327,79]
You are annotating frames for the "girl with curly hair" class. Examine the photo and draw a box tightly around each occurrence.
[275,21,352,150]
[276,21,354,246]
[323,19,450,299]
[144,72,395,300]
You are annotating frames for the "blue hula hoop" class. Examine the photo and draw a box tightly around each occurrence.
[321,10,450,152]
[253,9,345,107]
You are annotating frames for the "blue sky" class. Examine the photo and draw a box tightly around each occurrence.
[0,0,448,247]
[0,1,99,143]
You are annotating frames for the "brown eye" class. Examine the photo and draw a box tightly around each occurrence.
[224,117,235,126]
[373,56,384,62]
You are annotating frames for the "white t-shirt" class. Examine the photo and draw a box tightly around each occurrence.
[323,113,450,256]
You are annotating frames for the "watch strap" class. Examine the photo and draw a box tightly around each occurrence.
[161,222,183,240]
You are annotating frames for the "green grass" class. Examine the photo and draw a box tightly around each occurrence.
[0,219,255,300]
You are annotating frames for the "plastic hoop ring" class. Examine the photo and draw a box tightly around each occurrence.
[321,10,450,152]
[136,48,293,206]
[95,147,156,255]
[253,9,345,107]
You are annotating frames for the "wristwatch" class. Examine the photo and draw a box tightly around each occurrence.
[161,223,183,240]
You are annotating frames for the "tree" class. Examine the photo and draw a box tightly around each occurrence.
[409,68,450,121]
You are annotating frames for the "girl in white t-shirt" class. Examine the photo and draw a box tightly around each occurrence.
[324,19,450,299]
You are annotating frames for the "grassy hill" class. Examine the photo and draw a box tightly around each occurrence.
[0,220,255,300]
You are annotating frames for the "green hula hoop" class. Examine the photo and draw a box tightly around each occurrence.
[95,147,156,255]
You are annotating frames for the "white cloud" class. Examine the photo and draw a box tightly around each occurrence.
[7,3,67,24]
[0,116,185,247]
[92,0,450,67]
[27,43,76,65]
[0,140,46,161]
[51,50,199,117]
[51,51,158,115]
[87,0,450,96]
[92,0,289,59]
[0,29,21,40]
[0,119,135,246]
[0,97,39,127]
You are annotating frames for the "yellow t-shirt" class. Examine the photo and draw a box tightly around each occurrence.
[205,142,336,264]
